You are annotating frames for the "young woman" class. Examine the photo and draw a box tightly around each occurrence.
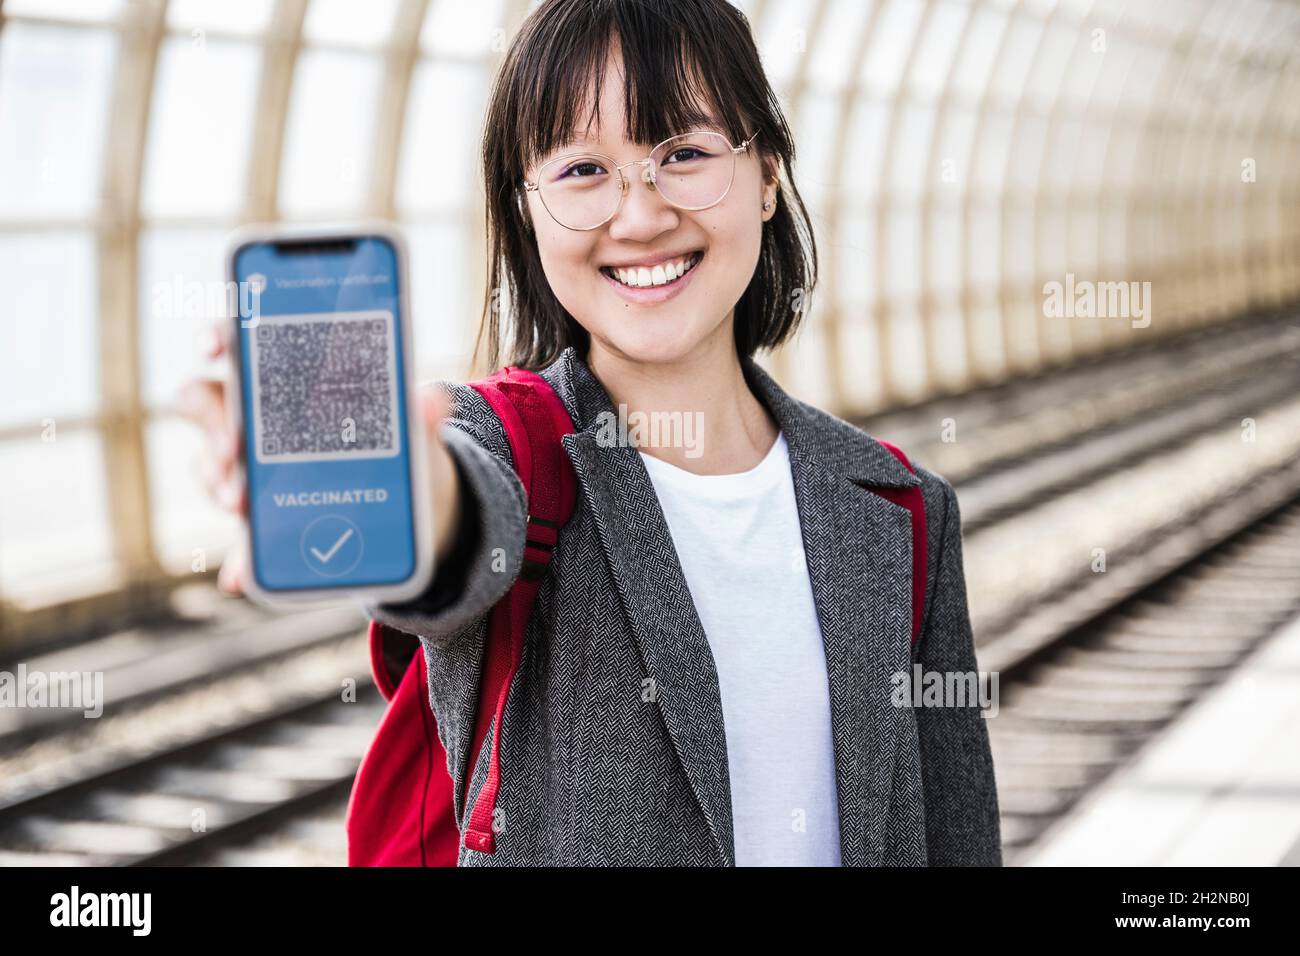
[186,0,1001,866]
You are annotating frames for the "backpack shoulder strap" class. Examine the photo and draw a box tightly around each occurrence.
[460,366,576,854]
[368,618,415,701]
[366,370,577,699]
[866,439,928,647]
[468,367,577,576]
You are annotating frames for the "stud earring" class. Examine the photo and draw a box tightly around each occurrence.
[763,200,774,211]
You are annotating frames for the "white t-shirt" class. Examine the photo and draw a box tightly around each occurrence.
[639,432,842,866]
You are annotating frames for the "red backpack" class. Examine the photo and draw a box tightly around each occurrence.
[345,368,926,866]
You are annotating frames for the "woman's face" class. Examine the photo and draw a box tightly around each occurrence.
[523,49,779,368]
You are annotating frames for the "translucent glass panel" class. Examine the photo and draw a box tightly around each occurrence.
[928,204,964,296]
[807,0,876,93]
[842,99,891,204]
[886,306,928,399]
[1002,202,1037,284]
[1060,23,1107,103]
[910,0,971,101]
[755,0,812,90]
[839,319,885,410]
[0,23,116,220]
[1042,114,1081,189]
[783,322,834,410]
[138,227,229,409]
[166,0,273,38]
[834,212,876,306]
[304,0,401,49]
[791,90,840,210]
[421,0,510,58]
[142,37,260,218]
[1069,116,1113,192]
[0,232,99,427]
[1023,23,1081,111]
[0,431,114,599]
[860,0,925,97]
[2,0,1299,610]
[929,294,968,386]
[972,112,1014,193]
[891,103,937,203]
[4,0,121,23]
[405,222,476,381]
[279,50,384,217]
[951,4,1008,97]
[933,107,976,189]
[988,14,1043,102]
[398,59,489,215]
[146,417,240,573]
[1087,29,1141,112]
[885,208,922,300]
[967,204,1001,287]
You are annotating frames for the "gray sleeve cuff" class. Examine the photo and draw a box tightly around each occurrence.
[364,423,527,646]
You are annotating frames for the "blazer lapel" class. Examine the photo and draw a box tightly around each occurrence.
[742,359,921,867]
[546,351,736,865]
[540,348,921,867]
[788,453,917,866]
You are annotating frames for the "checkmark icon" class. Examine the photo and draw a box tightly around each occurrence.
[310,528,354,564]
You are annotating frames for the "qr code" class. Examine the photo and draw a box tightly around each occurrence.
[249,311,400,462]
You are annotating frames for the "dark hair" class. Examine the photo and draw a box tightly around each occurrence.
[476,0,818,371]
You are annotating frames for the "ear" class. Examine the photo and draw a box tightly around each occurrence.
[760,153,781,222]
[517,190,535,234]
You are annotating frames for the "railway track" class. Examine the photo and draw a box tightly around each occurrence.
[0,685,383,866]
[2,307,1298,866]
[860,308,1300,488]
[0,597,367,751]
[989,493,1300,864]
[6,466,1296,866]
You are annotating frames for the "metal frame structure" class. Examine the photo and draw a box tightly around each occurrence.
[1,0,1298,639]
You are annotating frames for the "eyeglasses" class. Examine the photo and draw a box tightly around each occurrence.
[522,129,760,231]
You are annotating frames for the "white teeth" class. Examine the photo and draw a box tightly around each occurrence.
[606,253,701,288]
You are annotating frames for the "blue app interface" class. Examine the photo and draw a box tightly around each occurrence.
[233,237,417,592]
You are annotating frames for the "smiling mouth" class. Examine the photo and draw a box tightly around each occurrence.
[600,251,703,289]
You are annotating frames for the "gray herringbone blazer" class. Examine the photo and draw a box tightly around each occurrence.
[369,347,1002,866]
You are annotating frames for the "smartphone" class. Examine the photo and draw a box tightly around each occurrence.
[225,222,433,607]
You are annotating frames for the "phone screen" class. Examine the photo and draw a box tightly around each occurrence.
[231,235,419,593]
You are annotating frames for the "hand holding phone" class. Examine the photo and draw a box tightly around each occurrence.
[177,341,459,600]
[210,223,445,607]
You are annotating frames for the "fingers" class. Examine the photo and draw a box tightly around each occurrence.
[175,376,221,425]
[420,384,462,563]
[201,318,229,360]
[178,377,244,511]
[191,443,245,513]
[177,320,235,456]
[216,467,247,514]
[185,319,247,596]
[176,379,233,452]
[418,384,452,439]
[217,539,248,596]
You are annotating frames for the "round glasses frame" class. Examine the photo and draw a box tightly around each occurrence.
[521,129,761,231]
